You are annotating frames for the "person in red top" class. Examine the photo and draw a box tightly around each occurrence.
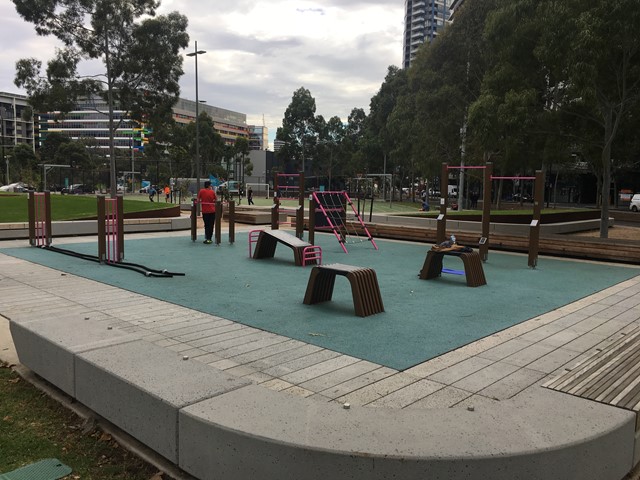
[197,181,217,244]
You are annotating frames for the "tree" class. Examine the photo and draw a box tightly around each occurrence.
[11,143,40,185]
[13,0,189,197]
[275,87,320,174]
[536,0,640,237]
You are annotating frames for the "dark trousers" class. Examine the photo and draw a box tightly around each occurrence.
[202,212,216,240]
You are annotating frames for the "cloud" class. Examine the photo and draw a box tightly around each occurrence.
[1,1,404,145]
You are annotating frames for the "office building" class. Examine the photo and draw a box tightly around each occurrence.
[172,98,248,146]
[39,96,249,150]
[248,124,268,151]
[0,91,36,150]
[403,0,450,69]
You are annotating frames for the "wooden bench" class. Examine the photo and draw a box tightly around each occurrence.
[252,229,319,266]
[303,263,384,317]
[419,249,487,287]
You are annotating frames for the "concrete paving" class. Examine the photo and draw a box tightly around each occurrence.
[2,229,640,480]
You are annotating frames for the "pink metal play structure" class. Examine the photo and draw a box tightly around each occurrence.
[311,190,378,254]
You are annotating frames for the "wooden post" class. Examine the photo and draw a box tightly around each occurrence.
[44,191,52,247]
[436,162,448,243]
[296,205,304,239]
[116,195,124,262]
[97,195,106,262]
[528,170,544,268]
[480,162,492,261]
[215,200,222,245]
[27,191,36,246]
[228,200,235,244]
[271,200,280,230]
[308,199,316,245]
[190,199,197,242]
[297,171,305,239]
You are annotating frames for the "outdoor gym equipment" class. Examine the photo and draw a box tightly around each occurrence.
[28,191,184,277]
[190,199,236,246]
[309,190,378,254]
[437,163,543,268]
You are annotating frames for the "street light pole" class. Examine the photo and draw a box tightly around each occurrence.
[187,41,206,213]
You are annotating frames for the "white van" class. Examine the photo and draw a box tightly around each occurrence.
[630,194,640,212]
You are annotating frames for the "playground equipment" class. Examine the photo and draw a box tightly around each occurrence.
[437,162,543,268]
[419,249,487,287]
[98,195,124,263]
[28,191,52,248]
[190,199,236,246]
[303,263,384,317]
[309,191,378,254]
[28,191,184,277]
[249,229,322,266]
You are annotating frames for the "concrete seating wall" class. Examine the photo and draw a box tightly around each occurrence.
[9,314,636,480]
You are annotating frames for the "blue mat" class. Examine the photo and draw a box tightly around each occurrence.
[3,234,638,370]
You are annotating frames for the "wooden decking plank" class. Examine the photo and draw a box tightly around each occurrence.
[543,326,640,411]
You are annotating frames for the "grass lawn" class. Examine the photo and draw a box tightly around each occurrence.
[0,362,164,479]
[0,193,175,223]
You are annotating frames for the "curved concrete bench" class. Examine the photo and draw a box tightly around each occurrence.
[10,316,636,480]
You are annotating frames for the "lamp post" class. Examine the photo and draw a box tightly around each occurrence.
[187,41,206,213]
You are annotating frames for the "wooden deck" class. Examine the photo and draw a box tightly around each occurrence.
[544,326,640,413]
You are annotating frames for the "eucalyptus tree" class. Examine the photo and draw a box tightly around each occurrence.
[275,87,320,174]
[367,66,408,181]
[12,0,189,197]
[536,0,640,237]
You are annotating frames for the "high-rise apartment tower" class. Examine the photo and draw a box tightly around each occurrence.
[402,0,450,69]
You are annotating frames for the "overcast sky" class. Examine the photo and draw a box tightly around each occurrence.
[0,1,404,148]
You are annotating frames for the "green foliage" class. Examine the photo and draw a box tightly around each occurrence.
[275,87,322,173]
[12,0,189,196]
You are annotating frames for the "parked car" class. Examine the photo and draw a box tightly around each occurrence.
[630,194,640,212]
[61,184,94,194]
[512,193,532,202]
[0,182,33,192]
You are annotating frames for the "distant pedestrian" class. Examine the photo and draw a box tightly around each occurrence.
[164,185,170,203]
[247,187,254,205]
[148,186,156,202]
[197,180,217,244]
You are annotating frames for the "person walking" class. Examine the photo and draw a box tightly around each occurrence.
[247,187,254,205]
[164,185,170,203]
[148,185,156,202]
[197,180,217,244]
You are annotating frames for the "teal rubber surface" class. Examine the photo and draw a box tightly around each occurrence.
[3,233,638,370]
